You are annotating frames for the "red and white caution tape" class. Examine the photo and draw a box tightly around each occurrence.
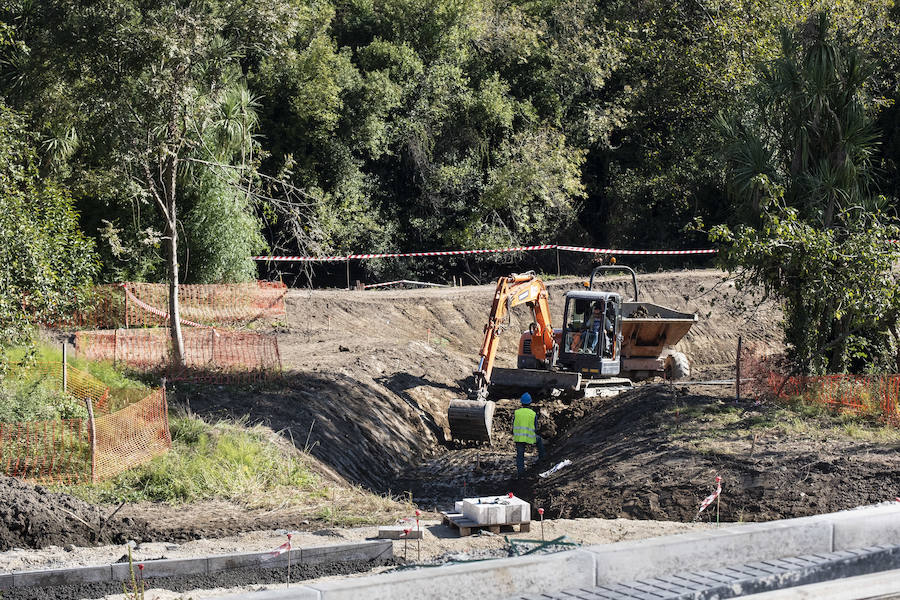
[698,476,723,515]
[253,244,718,262]
[267,533,293,558]
[121,284,218,332]
[253,255,348,262]
[556,245,718,255]
[349,245,556,259]
[363,280,449,289]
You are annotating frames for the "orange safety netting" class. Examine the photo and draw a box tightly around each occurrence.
[74,328,282,377]
[0,363,171,484]
[123,281,287,327]
[34,285,127,330]
[764,372,900,425]
[34,281,286,329]
[26,362,111,413]
[93,388,171,480]
[0,419,91,484]
[742,349,900,425]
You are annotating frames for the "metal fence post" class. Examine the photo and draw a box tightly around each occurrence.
[85,395,96,482]
[62,341,68,394]
[736,335,742,402]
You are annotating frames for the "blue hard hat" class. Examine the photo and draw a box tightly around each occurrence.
[520,393,532,404]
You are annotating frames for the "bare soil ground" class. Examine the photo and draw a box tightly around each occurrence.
[0,475,145,551]
[0,517,715,599]
[6,268,898,556]
[529,383,900,522]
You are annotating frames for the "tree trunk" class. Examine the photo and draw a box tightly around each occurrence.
[164,129,185,367]
[167,217,185,366]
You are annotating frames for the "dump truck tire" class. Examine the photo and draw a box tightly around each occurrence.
[664,351,690,380]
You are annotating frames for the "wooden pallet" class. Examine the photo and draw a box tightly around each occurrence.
[441,512,531,537]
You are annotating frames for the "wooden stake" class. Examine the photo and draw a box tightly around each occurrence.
[286,533,292,588]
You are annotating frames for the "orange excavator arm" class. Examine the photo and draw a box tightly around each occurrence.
[473,272,556,392]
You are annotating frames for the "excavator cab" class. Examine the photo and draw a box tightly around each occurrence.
[557,292,622,376]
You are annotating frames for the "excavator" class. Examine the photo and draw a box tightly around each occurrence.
[447,265,697,442]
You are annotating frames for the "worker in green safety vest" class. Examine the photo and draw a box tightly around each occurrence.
[513,392,546,477]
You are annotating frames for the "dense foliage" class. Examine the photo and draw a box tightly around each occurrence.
[710,14,900,374]
[1,2,899,372]
[0,104,98,361]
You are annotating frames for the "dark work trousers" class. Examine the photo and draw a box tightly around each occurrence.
[515,437,546,477]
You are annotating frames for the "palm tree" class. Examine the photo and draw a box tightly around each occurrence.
[720,12,879,228]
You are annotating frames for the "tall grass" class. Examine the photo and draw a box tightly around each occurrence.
[0,369,88,421]
[4,344,150,391]
[76,415,320,504]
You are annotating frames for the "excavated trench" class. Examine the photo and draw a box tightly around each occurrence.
[187,271,807,518]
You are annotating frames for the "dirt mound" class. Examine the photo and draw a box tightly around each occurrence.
[0,476,145,550]
[182,270,783,506]
[529,384,900,522]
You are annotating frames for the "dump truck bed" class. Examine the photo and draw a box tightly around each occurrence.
[620,302,697,358]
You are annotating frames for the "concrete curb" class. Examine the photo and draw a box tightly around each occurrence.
[207,503,900,600]
[0,540,391,591]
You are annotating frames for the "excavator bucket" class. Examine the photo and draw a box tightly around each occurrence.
[448,399,495,442]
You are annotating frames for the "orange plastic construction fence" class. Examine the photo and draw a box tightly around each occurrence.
[93,388,171,481]
[35,281,286,329]
[0,363,171,484]
[764,372,900,425]
[123,281,287,328]
[742,350,900,425]
[0,419,90,484]
[74,329,282,379]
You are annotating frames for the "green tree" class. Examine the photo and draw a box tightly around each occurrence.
[0,104,98,362]
[710,13,900,374]
[3,1,300,363]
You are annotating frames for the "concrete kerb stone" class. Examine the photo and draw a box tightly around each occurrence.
[815,503,900,551]
[305,548,596,600]
[585,503,900,586]
[0,540,392,590]
[12,564,112,588]
[587,518,834,585]
[111,556,210,581]
[300,540,392,565]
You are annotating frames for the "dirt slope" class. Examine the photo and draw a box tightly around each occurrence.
[529,384,900,522]
[191,269,783,500]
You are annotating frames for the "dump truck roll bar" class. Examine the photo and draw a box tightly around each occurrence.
[588,265,639,302]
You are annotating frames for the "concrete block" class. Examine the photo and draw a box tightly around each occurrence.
[208,551,271,572]
[0,573,12,590]
[308,548,596,600]
[300,540,392,565]
[506,497,531,523]
[454,501,463,513]
[111,556,208,581]
[820,503,900,551]
[588,518,833,585]
[12,565,111,587]
[206,549,301,572]
[462,497,516,525]
[378,525,423,540]
[205,585,322,599]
